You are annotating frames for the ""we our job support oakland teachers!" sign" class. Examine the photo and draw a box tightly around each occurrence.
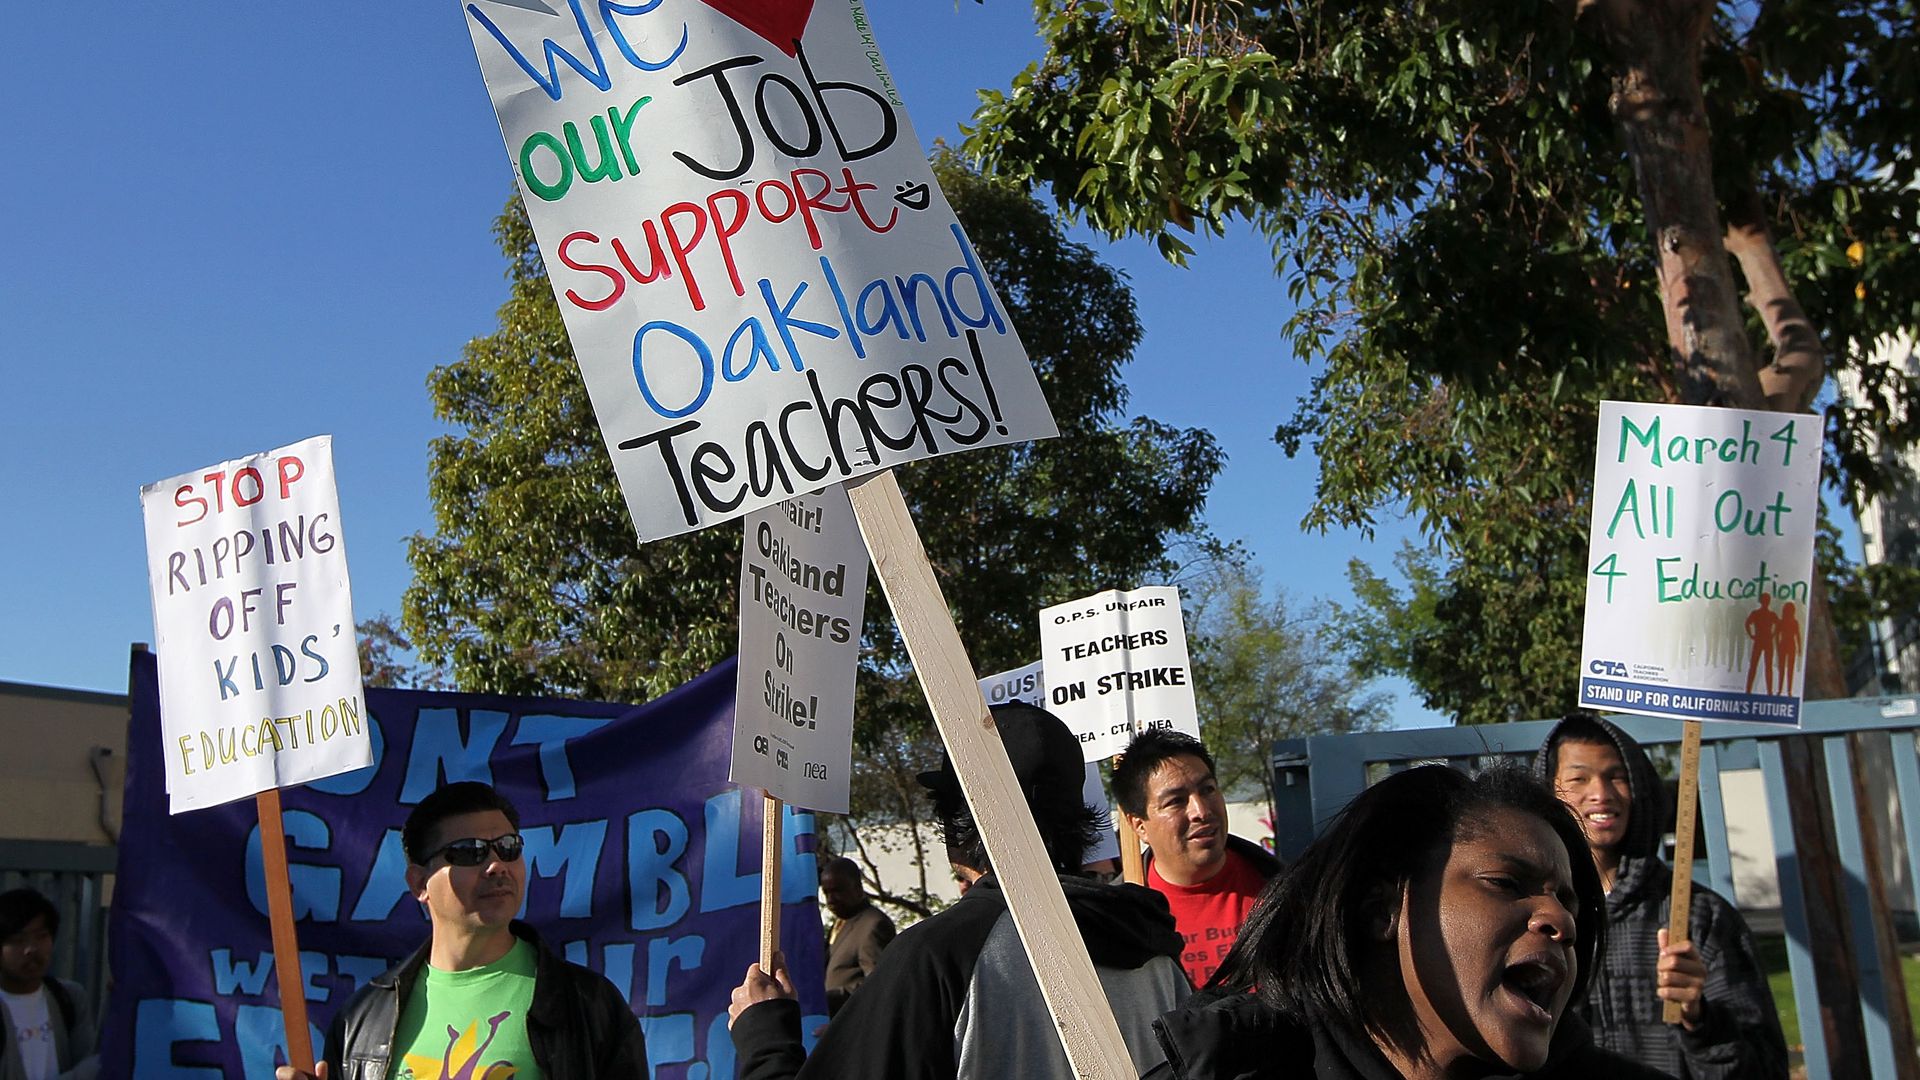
[1579,401,1823,725]
[460,0,1058,541]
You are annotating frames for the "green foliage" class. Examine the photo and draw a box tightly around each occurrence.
[1186,559,1387,791]
[970,0,1920,718]
[404,149,1222,773]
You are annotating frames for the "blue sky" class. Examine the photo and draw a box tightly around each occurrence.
[0,2,1441,725]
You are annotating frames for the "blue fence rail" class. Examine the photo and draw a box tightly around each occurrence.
[1270,694,1920,1079]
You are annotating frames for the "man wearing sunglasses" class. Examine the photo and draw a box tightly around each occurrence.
[276,782,648,1080]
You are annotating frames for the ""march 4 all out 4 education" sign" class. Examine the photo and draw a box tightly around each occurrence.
[460,0,1057,541]
[139,436,371,811]
[1579,401,1823,725]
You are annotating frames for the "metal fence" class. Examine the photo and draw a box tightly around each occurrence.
[1270,694,1920,1079]
[0,838,115,1022]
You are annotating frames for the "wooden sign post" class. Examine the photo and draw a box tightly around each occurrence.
[849,470,1136,1079]
[1661,720,1703,1025]
[760,792,784,973]
[1113,756,1146,886]
[256,788,317,1073]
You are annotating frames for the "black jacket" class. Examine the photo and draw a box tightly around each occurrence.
[1146,987,1677,1080]
[1536,717,1788,1079]
[731,874,1190,1079]
[323,921,647,1080]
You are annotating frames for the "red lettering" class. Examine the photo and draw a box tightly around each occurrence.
[755,177,797,223]
[789,168,842,250]
[232,467,264,507]
[835,168,897,233]
[276,455,304,500]
[174,484,208,527]
[613,223,672,285]
[202,471,228,513]
[705,189,751,299]
[558,231,626,311]
[660,202,709,310]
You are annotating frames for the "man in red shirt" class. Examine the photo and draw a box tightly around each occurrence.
[1114,731,1280,988]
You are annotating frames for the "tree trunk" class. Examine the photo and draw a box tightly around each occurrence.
[1590,0,1765,410]
[1724,185,1829,413]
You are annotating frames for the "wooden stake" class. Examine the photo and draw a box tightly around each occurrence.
[1662,720,1702,1026]
[1112,756,1145,886]
[846,470,1135,1079]
[761,792,783,973]
[255,787,316,1074]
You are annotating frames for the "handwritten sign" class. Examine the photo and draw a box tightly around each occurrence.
[460,0,1058,542]
[139,436,371,811]
[732,485,869,811]
[1038,587,1200,760]
[1580,401,1823,724]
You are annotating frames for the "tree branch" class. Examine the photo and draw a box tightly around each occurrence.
[1724,185,1828,413]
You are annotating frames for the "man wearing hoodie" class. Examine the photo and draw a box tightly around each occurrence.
[1538,713,1787,1079]
[727,702,1191,1079]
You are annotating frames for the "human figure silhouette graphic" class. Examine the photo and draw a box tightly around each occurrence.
[1745,594,1778,694]
[1775,600,1802,694]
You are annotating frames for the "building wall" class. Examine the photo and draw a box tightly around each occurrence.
[0,681,127,845]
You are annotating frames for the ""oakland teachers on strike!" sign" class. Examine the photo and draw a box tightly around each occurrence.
[459,0,1058,541]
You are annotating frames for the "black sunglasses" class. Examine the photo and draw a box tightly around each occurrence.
[428,833,524,867]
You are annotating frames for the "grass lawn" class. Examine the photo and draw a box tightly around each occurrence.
[1755,933,1920,1051]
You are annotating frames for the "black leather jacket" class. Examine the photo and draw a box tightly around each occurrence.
[323,921,647,1080]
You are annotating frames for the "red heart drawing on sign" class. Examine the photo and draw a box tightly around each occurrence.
[698,0,815,57]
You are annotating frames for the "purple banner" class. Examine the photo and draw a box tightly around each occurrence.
[101,650,826,1078]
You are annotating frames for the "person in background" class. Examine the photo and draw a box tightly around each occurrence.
[1539,712,1786,1079]
[275,781,647,1080]
[1146,762,1670,1080]
[818,856,895,1016]
[1114,729,1280,987]
[0,889,96,1080]
[728,702,1191,1079]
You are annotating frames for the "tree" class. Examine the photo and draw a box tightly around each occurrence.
[356,614,450,690]
[1186,561,1387,791]
[968,0,1920,711]
[403,151,1223,911]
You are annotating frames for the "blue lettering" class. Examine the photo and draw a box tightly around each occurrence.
[399,708,509,801]
[348,829,413,922]
[626,809,691,930]
[307,712,384,796]
[235,1004,325,1080]
[524,819,609,918]
[334,954,390,994]
[944,224,1005,333]
[760,277,839,370]
[247,810,341,922]
[633,321,715,418]
[132,999,221,1079]
[464,0,612,101]
[209,949,273,996]
[641,1012,696,1074]
[300,951,330,1003]
[600,0,689,73]
[510,714,610,800]
[645,934,705,1007]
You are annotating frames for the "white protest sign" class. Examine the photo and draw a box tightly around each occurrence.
[733,484,869,812]
[1580,401,1824,725]
[979,662,1120,865]
[1038,587,1200,761]
[140,436,371,812]
[460,0,1058,543]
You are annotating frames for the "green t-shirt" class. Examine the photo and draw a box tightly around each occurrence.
[391,937,545,1080]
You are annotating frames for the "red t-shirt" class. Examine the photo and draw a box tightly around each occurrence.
[1147,847,1268,988]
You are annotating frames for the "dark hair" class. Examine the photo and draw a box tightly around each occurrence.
[932,772,1100,876]
[1112,730,1217,818]
[1540,713,1617,776]
[819,856,862,883]
[1216,762,1605,1037]
[0,889,58,941]
[403,782,521,865]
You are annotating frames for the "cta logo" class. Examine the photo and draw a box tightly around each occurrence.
[1589,659,1628,677]
[753,735,770,755]
[776,748,790,770]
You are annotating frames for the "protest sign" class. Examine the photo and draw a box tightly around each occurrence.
[733,484,869,812]
[102,650,827,1079]
[978,661,1121,865]
[460,0,1058,542]
[1579,401,1824,725]
[1039,586,1201,760]
[139,435,370,812]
